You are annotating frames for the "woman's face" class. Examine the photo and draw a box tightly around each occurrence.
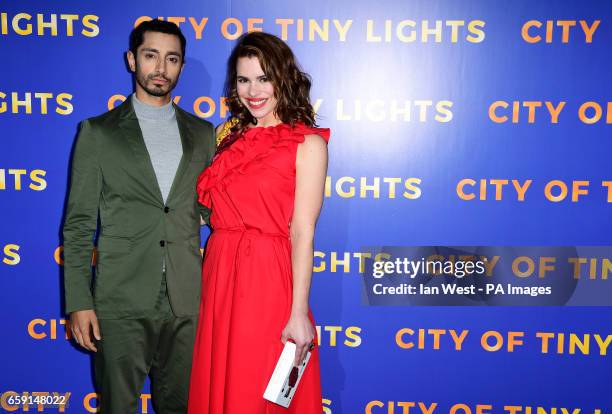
[236,56,279,126]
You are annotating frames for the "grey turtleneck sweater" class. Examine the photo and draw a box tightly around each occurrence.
[132,94,182,203]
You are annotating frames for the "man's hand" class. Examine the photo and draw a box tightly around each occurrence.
[70,309,101,352]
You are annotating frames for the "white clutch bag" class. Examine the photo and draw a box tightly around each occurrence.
[263,341,313,408]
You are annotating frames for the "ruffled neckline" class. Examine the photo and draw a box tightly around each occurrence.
[242,122,329,142]
[197,122,330,208]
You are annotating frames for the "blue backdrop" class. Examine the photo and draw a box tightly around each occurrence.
[1,1,611,413]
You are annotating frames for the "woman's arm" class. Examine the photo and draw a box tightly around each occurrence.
[281,133,328,365]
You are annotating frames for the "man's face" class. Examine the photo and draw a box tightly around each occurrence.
[127,31,183,99]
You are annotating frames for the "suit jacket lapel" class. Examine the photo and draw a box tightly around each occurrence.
[166,106,194,203]
[118,96,165,206]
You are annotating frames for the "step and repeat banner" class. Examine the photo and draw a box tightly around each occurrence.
[1,0,611,413]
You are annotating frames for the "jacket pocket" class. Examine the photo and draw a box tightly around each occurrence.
[97,235,132,253]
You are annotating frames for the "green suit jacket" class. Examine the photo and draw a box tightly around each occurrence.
[63,96,215,318]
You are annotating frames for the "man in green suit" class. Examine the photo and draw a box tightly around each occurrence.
[63,19,214,413]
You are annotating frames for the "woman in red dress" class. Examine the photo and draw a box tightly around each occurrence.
[188,32,329,414]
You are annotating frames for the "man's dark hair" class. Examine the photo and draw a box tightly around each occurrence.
[129,19,187,61]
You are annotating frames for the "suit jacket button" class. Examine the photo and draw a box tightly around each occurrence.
[164,206,170,213]
[160,240,165,247]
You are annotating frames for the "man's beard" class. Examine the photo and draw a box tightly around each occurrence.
[135,70,177,98]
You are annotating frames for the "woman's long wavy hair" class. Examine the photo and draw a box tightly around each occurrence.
[224,31,316,134]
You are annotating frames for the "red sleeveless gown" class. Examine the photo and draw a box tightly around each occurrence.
[188,123,330,414]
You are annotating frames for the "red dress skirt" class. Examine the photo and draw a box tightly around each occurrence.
[188,123,330,414]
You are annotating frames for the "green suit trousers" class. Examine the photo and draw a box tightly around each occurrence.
[94,276,197,414]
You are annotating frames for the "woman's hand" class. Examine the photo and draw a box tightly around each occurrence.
[281,312,315,366]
